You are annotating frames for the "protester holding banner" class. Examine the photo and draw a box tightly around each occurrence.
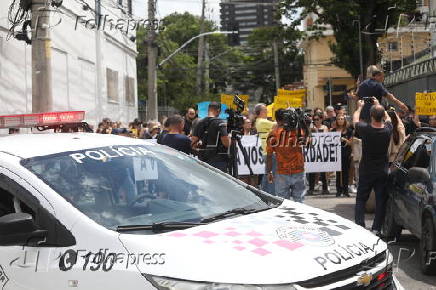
[255,103,276,194]
[307,113,330,195]
[266,109,306,203]
[243,117,257,136]
[331,115,353,197]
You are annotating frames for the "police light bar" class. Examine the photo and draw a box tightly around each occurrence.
[0,111,85,128]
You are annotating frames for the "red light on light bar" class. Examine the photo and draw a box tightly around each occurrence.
[377,272,388,281]
[0,111,85,129]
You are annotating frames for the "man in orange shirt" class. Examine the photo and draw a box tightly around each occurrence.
[266,109,306,202]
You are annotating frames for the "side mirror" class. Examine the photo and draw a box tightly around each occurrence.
[0,213,47,246]
[408,167,431,184]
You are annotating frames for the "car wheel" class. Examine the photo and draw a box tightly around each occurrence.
[420,216,436,275]
[382,197,402,241]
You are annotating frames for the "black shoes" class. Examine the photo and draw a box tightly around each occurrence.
[336,188,351,197]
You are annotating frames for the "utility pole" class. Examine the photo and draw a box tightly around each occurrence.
[204,41,210,97]
[273,40,280,91]
[196,0,206,96]
[146,0,158,121]
[31,0,53,113]
[95,0,103,122]
[328,77,332,106]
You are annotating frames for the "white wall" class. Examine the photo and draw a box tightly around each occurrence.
[0,0,138,128]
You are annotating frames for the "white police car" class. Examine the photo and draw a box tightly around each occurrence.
[0,112,403,289]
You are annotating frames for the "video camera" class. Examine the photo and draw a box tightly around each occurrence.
[225,94,245,133]
[278,108,311,132]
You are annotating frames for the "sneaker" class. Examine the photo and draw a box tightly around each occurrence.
[343,191,351,197]
[307,190,314,196]
[349,185,357,193]
[321,189,330,195]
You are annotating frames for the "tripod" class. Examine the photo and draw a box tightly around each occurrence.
[228,130,254,178]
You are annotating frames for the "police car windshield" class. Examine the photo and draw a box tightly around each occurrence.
[21,145,269,232]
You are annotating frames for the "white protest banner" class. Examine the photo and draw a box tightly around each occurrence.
[236,135,265,175]
[304,132,341,173]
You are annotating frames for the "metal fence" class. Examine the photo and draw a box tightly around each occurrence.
[385,56,436,108]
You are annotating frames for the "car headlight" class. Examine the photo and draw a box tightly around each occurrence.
[144,275,297,290]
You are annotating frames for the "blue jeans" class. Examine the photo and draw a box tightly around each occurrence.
[261,154,276,195]
[275,172,306,203]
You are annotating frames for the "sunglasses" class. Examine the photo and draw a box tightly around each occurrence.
[313,118,321,121]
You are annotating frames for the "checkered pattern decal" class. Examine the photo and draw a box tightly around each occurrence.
[275,206,352,237]
[164,205,353,257]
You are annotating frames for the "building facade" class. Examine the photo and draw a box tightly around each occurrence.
[301,14,355,110]
[220,0,278,44]
[0,0,138,128]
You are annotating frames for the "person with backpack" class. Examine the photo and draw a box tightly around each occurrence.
[191,102,231,172]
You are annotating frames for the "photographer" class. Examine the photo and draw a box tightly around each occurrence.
[266,109,306,203]
[353,98,392,235]
[192,102,230,172]
[356,68,408,122]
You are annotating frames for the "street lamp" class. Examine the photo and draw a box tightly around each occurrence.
[158,31,238,68]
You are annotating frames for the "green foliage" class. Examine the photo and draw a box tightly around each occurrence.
[137,12,304,110]
[246,25,304,102]
[281,0,417,78]
[137,12,245,111]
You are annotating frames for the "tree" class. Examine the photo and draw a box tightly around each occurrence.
[245,25,304,102]
[137,12,247,112]
[281,0,417,79]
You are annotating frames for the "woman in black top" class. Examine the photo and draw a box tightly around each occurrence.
[331,115,353,197]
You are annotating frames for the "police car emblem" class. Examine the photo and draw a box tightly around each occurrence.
[276,226,335,247]
[357,273,373,286]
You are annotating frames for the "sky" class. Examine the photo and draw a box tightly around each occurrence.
[133,0,222,25]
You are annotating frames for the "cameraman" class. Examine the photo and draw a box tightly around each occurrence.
[192,102,230,172]
[353,99,392,235]
[266,109,306,203]
[356,68,408,122]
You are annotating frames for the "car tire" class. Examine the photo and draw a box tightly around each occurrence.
[420,216,436,275]
[382,197,402,241]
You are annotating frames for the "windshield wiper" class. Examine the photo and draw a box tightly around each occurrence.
[116,221,205,233]
[200,207,271,223]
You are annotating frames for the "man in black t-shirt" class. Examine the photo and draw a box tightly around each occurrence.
[160,115,192,155]
[356,69,408,122]
[191,102,230,172]
[353,98,393,235]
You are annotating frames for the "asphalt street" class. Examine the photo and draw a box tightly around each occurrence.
[305,193,436,290]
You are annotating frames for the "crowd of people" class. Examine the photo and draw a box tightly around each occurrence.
[87,65,434,235]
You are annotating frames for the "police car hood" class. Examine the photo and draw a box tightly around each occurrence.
[119,200,387,284]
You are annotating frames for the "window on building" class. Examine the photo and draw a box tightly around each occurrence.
[388,42,398,51]
[106,68,119,103]
[125,76,135,106]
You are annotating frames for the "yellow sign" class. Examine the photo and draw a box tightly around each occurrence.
[221,94,249,113]
[277,89,306,98]
[276,89,305,108]
[416,92,436,115]
[266,104,274,118]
